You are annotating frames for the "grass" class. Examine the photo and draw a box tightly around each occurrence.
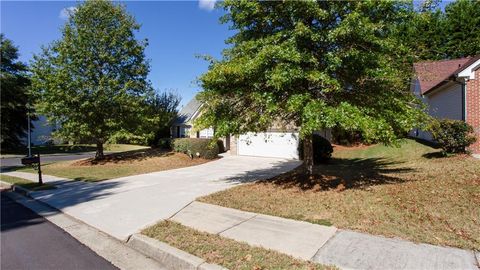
[0,174,56,191]
[143,221,334,270]
[199,139,480,250]
[1,143,148,156]
[15,148,210,182]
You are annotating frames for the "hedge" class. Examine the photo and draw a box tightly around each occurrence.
[171,138,222,159]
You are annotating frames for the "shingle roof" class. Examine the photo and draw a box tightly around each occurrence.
[173,96,202,125]
[414,55,480,95]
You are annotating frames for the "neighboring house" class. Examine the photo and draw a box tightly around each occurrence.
[22,115,57,146]
[412,55,480,154]
[171,96,331,160]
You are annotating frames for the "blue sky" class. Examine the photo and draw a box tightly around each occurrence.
[1,0,231,107]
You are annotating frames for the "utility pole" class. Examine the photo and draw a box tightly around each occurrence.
[27,106,32,157]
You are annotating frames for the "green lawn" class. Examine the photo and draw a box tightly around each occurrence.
[143,221,334,270]
[199,139,480,250]
[1,143,149,157]
[15,149,210,182]
[0,174,55,191]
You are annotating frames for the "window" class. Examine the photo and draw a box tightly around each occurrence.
[199,128,214,138]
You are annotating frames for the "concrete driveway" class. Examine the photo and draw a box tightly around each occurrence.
[3,155,300,240]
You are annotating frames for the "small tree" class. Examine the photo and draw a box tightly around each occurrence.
[196,1,427,174]
[147,90,181,145]
[31,0,153,159]
[0,34,36,150]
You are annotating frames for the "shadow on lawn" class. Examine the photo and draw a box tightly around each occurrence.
[75,148,174,165]
[261,157,414,191]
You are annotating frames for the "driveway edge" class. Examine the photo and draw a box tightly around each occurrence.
[127,234,227,270]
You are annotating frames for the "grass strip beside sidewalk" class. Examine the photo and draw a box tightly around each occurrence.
[143,221,335,270]
[0,175,56,191]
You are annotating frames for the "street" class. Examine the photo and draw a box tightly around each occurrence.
[0,153,98,169]
[1,193,118,270]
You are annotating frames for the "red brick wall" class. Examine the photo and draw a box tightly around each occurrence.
[466,69,480,154]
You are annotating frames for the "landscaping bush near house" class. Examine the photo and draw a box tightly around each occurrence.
[171,138,220,159]
[331,126,365,146]
[154,138,172,149]
[430,119,476,154]
[298,134,333,164]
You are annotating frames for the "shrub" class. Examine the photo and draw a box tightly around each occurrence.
[430,119,476,154]
[155,138,172,149]
[171,138,219,159]
[298,134,333,164]
[331,126,364,145]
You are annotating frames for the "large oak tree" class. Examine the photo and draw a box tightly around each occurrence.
[196,0,427,173]
[31,0,153,159]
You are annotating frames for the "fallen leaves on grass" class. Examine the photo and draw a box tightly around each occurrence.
[199,139,480,250]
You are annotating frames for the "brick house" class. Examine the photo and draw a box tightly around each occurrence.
[412,55,480,155]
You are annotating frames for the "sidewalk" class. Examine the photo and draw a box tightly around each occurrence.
[170,201,480,270]
[0,155,300,240]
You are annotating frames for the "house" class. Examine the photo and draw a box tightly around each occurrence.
[21,115,57,146]
[412,55,480,154]
[171,96,331,160]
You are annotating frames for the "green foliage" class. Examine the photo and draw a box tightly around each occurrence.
[407,0,480,60]
[0,34,36,150]
[331,127,365,146]
[145,91,181,146]
[156,138,172,149]
[196,1,427,153]
[430,119,476,154]
[443,0,480,58]
[30,0,153,158]
[171,138,220,159]
[298,134,333,164]
[108,90,181,146]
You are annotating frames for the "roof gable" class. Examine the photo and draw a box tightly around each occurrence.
[173,96,202,125]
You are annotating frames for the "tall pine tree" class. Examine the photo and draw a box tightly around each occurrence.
[1,34,35,150]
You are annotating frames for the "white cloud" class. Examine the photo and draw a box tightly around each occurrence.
[59,6,77,20]
[198,0,217,11]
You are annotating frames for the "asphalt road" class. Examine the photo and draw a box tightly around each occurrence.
[1,193,118,270]
[0,153,97,169]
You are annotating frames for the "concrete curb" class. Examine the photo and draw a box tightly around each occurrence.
[127,234,227,270]
[2,190,168,269]
[475,251,480,268]
[3,180,228,270]
[0,180,32,197]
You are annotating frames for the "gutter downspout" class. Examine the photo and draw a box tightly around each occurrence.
[463,82,467,122]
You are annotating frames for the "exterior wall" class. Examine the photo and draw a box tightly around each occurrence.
[411,80,464,141]
[425,82,464,120]
[466,69,480,154]
[229,136,238,155]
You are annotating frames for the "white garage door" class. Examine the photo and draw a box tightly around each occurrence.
[238,132,300,159]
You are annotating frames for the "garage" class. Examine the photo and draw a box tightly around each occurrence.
[237,132,300,159]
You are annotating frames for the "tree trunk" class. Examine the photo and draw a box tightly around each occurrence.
[95,142,104,160]
[303,134,314,175]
